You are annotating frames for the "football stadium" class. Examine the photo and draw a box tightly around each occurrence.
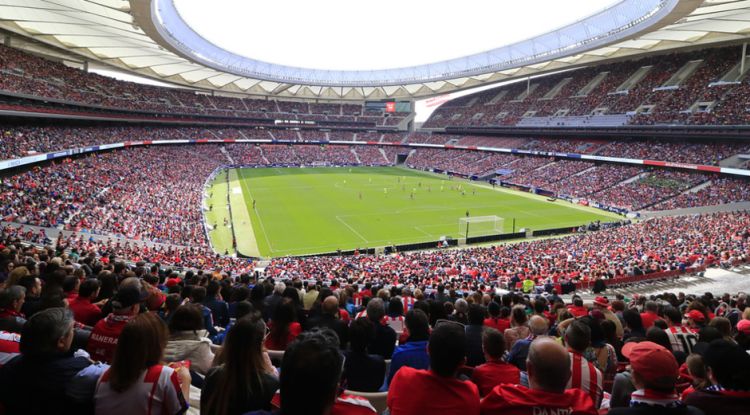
[0,0,749,414]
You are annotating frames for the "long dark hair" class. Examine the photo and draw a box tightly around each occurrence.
[269,298,296,348]
[108,313,168,392]
[205,317,268,415]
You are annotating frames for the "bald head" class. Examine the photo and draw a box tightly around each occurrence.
[322,296,339,315]
[527,337,571,393]
[529,315,549,336]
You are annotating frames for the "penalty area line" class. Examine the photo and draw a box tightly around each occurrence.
[335,216,369,243]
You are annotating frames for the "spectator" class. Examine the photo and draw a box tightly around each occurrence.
[565,320,603,407]
[507,315,549,371]
[685,340,750,415]
[94,312,189,415]
[609,341,702,415]
[164,304,215,376]
[305,295,349,349]
[265,298,302,351]
[685,310,707,331]
[203,280,229,328]
[87,280,146,363]
[640,301,663,329]
[505,305,531,350]
[269,329,377,415]
[466,304,487,367]
[201,316,279,414]
[664,307,698,355]
[624,309,647,341]
[480,337,596,415]
[388,322,480,415]
[388,309,431,385]
[366,298,397,359]
[343,317,386,392]
[190,287,218,338]
[0,307,92,414]
[0,285,26,333]
[471,327,521,396]
[69,279,104,326]
[593,296,624,339]
[484,301,510,332]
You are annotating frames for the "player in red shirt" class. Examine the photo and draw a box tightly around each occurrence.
[472,328,520,396]
[388,322,480,415]
[480,337,596,415]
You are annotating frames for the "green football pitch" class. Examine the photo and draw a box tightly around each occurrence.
[205,166,619,258]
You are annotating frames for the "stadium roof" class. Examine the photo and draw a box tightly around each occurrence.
[0,0,749,100]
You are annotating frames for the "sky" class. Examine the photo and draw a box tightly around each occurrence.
[174,0,617,71]
[98,0,618,122]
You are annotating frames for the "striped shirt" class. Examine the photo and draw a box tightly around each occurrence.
[95,364,188,415]
[666,325,698,354]
[567,350,603,408]
[0,331,20,367]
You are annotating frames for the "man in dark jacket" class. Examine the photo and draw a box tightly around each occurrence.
[365,298,396,358]
[0,307,93,414]
[203,280,229,328]
[684,339,750,415]
[305,296,349,349]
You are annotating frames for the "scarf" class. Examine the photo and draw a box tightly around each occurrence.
[630,389,683,409]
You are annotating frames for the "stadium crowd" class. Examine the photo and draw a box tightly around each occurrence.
[0,215,748,414]
[423,44,750,129]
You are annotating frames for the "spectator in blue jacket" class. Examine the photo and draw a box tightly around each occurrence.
[203,280,229,328]
[388,309,430,385]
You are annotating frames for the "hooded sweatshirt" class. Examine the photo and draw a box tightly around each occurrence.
[480,383,597,415]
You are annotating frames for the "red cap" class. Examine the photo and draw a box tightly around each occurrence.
[684,310,706,323]
[737,319,750,335]
[593,297,610,307]
[622,341,678,388]
[165,278,181,288]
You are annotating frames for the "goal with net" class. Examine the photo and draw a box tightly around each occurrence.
[459,215,504,238]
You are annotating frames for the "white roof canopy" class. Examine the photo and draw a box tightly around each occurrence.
[0,0,748,100]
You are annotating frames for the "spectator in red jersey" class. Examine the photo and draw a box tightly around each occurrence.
[94,312,189,415]
[265,298,302,351]
[565,320,603,407]
[480,337,596,415]
[69,279,105,326]
[609,341,703,415]
[640,301,663,330]
[568,297,589,318]
[472,327,521,396]
[484,301,510,332]
[0,330,20,367]
[0,285,26,333]
[388,322,480,415]
[87,279,147,363]
[664,307,698,354]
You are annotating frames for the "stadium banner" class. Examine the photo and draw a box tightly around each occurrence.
[580,154,643,165]
[643,159,721,172]
[719,167,750,177]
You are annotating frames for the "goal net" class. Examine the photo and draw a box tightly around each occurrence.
[459,215,504,238]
